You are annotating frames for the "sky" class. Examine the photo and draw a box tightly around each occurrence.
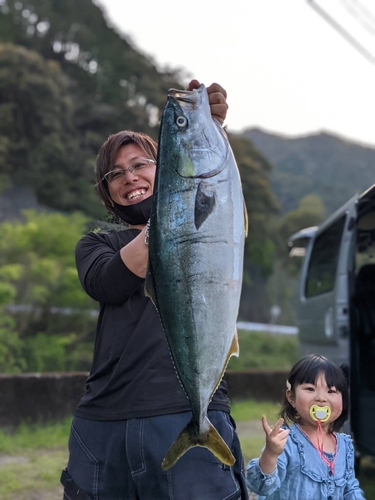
[96,0,375,148]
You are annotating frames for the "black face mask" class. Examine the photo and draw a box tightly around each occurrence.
[112,196,152,225]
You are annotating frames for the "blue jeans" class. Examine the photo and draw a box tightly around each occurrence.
[63,411,249,500]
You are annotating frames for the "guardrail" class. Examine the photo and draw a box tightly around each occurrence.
[237,322,298,335]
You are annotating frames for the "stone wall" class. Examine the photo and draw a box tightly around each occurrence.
[0,370,288,429]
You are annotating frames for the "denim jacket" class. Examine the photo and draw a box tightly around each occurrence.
[246,424,365,500]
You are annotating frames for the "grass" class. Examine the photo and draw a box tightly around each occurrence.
[1,402,373,499]
[230,398,280,422]
[0,419,71,500]
[0,449,66,498]
[0,418,71,452]
[231,399,281,461]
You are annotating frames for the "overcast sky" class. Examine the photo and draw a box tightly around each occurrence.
[96,0,375,148]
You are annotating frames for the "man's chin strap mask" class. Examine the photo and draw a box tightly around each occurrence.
[112,196,152,225]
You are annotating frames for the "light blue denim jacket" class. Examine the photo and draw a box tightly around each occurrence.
[246,424,365,500]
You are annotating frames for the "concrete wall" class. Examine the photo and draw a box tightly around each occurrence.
[0,373,88,429]
[225,369,288,404]
[0,370,288,429]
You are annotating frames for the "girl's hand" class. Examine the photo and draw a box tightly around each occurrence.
[258,416,290,474]
[188,79,228,125]
[262,416,290,457]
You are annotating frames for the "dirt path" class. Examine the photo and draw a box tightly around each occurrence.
[237,419,264,438]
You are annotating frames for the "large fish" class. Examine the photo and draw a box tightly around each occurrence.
[145,84,247,470]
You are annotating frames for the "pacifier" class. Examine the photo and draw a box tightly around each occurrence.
[309,405,331,423]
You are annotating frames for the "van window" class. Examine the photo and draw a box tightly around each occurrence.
[305,215,346,298]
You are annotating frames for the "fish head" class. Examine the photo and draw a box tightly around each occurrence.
[158,84,229,179]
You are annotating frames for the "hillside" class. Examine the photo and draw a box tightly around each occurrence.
[243,128,375,216]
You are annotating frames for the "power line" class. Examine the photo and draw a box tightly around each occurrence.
[306,0,375,63]
[340,0,375,35]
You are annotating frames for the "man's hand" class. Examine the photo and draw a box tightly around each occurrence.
[188,79,228,125]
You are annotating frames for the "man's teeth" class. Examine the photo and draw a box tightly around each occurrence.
[128,190,146,200]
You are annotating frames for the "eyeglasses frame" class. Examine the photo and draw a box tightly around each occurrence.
[101,158,156,184]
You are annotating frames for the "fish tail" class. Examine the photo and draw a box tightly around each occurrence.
[161,417,236,471]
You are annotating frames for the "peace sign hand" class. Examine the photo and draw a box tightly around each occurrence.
[258,416,290,474]
[262,416,290,456]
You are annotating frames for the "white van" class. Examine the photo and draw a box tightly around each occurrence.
[288,184,375,466]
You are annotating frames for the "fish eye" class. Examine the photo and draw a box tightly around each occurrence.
[176,116,188,128]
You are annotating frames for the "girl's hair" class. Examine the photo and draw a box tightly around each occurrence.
[280,354,349,432]
[95,130,158,213]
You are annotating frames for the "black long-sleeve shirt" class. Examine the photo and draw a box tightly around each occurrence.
[74,226,229,420]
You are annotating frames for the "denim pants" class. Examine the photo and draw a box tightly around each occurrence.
[63,410,249,500]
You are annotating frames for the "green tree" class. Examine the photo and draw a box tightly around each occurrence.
[0,274,24,372]
[0,0,183,139]
[229,134,280,321]
[276,193,325,272]
[0,42,105,217]
[0,210,97,372]
[278,194,325,244]
[229,134,279,271]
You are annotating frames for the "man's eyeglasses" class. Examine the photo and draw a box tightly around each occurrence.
[102,158,155,185]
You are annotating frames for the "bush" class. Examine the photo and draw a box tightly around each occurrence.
[228,330,298,371]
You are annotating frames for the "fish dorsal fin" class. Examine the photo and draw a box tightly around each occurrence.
[194,181,216,230]
[229,329,240,358]
[210,330,240,404]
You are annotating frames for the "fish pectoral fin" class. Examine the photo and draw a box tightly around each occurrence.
[194,181,216,230]
[161,417,236,471]
[144,261,159,310]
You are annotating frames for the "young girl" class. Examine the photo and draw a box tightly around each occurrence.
[246,354,365,499]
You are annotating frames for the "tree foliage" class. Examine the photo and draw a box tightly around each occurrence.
[229,134,280,321]
[229,133,279,270]
[278,194,324,245]
[0,0,183,136]
[0,42,105,217]
[0,210,97,372]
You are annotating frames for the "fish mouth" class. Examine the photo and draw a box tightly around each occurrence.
[168,85,202,107]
